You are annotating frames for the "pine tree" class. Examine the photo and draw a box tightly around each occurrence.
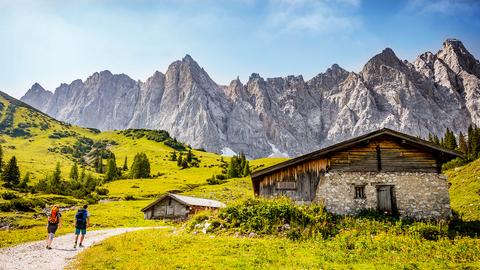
[428,133,433,142]
[18,172,30,189]
[177,154,183,167]
[51,162,62,188]
[467,124,478,159]
[123,156,128,171]
[1,156,20,187]
[105,158,118,182]
[170,151,177,161]
[242,160,250,176]
[186,150,193,163]
[80,167,86,183]
[458,132,468,154]
[0,145,3,174]
[181,159,188,169]
[130,153,151,179]
[98,157,104,173]
[433,134,440,145]
[70,162,79,181]
[444,128,458,150]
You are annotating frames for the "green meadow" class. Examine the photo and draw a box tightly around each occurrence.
[0,91,479,269]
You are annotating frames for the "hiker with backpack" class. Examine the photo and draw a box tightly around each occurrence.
[46,205,62,249]
[74,204,90,248]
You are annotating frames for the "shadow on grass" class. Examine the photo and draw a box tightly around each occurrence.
[448,211,480,238]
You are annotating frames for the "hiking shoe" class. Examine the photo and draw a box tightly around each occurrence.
[46,246,52,250]
[79,243,84,248]
[73,243,77,249]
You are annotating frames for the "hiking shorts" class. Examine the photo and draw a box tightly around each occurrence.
[75,227,87,235]
[47,223,58,234]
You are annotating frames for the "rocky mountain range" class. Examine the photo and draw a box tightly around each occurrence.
[21,39,480,158]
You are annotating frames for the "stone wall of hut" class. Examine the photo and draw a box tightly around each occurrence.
[314,171,451,220]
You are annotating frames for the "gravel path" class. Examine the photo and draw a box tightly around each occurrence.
[0,227,168,270]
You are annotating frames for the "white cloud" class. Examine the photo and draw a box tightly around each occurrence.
[407,0,479,15]
[264,0,362,34]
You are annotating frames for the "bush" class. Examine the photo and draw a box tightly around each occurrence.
[442,157,468,171]
[0,198,44,212]
[1,191,18,200]
[199,198,336,238]
[124,195,135,201]
[408,223,447,240]
[95,187,109,196]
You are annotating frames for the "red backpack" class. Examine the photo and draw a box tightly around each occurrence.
[48,206,59,224]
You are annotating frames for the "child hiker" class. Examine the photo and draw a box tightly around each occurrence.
[46,205,62,249]
[74,204,90,248]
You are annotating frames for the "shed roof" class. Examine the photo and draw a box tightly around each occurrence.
[251,128,462,180]
[141,193,226,212]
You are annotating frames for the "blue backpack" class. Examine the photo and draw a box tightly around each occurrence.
[75,209,87,227]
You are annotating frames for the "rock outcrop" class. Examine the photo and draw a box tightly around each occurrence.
[21,39,480,158]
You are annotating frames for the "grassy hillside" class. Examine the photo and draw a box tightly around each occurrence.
[0,92,288,247]
[446,158,480,221]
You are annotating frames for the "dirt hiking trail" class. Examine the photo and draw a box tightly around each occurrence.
[0,227,168,270]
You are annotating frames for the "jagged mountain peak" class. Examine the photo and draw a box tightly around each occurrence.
[249,73,263,80]
[19,39,480,158]
[364,47,404,69]
[28,82,49,94]
[437,38,480,76]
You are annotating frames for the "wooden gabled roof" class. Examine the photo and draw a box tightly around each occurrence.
[251,128,462,180]
[141,193,225,212]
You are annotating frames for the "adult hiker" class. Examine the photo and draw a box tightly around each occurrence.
[46,205,62,250]
[74,204,90,248]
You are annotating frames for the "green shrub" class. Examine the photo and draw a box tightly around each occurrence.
[1,191,18,200]
[408,223,447,240]
[442,157,468,171]
[95,187,109,196]
[0,198,44,212]
[124,195,135,201]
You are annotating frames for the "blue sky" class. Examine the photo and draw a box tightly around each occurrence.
[1,0,479,98]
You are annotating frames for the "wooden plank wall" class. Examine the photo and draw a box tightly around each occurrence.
[151,198,188,219]
[330,135,438,173]
[258,159,328,201]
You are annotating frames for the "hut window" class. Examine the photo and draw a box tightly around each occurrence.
[276,181,296,190]
[355,186,366,199]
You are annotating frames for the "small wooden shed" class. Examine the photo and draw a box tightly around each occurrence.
[141,193,226,220]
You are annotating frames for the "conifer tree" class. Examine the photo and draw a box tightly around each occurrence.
[80,167,86,183]
[177,154,183,167]
[123,156,128,171]
[70,162,79,181]
[433,134,440,145]
[105,158,118,182]
[181,159,188,169]
[19,172,30,189]
[170,151,177,161]
[0,145,3,174]
[1,156,20,187]
[242,160,250,176]
[98,157,103,173]
[51,162,62,188]
[458,132,468,154]
[444,128,458,150]
[130,153,151,179]
[186,150,193,163]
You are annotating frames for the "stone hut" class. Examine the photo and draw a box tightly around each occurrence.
[251,128,461,220]
[141,193,225,220]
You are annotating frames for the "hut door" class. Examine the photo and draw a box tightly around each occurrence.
[377,186,392,213]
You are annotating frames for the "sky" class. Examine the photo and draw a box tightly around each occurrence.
[1,0,479,98]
